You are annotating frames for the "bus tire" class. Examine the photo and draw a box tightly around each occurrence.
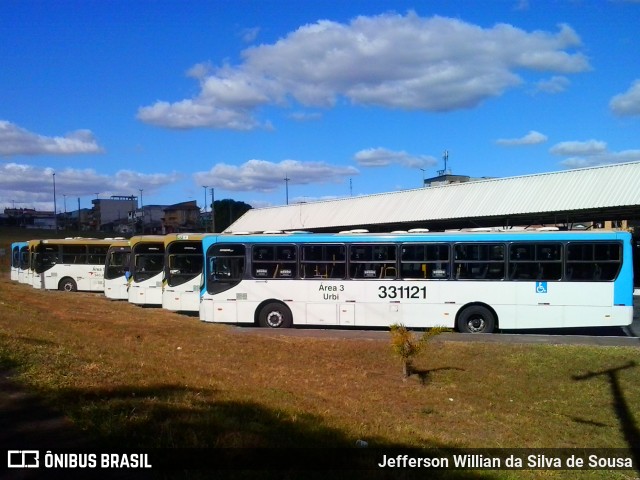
[457,305,496,334]
[258,302,292,328]
[59,277,78,292]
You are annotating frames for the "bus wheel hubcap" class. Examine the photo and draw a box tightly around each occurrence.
[467,317,485,333]
[267,311,283,327]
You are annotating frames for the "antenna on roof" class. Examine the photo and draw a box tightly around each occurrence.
[437,150,450,176]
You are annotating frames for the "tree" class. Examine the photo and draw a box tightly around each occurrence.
[210,199,252,232]
[389,323,451,379]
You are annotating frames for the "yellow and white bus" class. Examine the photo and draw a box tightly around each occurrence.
[24,239,40,286]
[104,239,131,300]
[30,238,112,292]
[128,235,166,306]
[162,233,207,312]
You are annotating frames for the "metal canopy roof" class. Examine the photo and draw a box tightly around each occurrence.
[226,161,640,233]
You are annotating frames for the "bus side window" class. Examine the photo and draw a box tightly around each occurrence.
[252,244,297,279]
[349,244,396,279]
[401,243,450,279]
[566,242,621,281]
[509,243,561,281]
[454,243,504,280]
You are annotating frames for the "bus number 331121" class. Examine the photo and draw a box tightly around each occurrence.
[378,285,427,299]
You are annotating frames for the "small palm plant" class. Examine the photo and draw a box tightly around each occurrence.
[389,323,450,379]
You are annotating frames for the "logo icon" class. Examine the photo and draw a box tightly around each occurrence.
[536,281,548,294]
[7,450,39,468]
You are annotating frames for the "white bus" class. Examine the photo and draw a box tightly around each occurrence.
[17,242,31,284]
[104,240,131,300]
[10,241,27,282]
[30,238,112,292]
[162,233,207,312]
[26,239,40,287]
[200,230,634,333]
[128,235,165,306]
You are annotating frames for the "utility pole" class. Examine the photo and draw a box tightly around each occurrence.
[284,174,290,205]
[62,194,67,229]
[203,185,208,232]
[210,187,215,233]
[52,172,58,231]
[138,189,144,234]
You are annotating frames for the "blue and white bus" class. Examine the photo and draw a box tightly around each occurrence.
[162,233,207,312]
[128,235,166,306]
[10,241,28,282]
[199,230,634,333]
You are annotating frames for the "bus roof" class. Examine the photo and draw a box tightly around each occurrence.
[128,235,166,247]
[106,239,130,249]
[162,232,213,245]
[38,238,116,246]
[201,230,631,247]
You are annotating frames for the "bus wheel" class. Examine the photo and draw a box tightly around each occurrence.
[258,302,292,328]
[457,305,496,334]
[59,278,77,292]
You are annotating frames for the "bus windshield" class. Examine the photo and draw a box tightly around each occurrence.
[19,246,29,270]
[166,243,203,287]
[105,250,131,280]
[206,244,245,294]
[133,244,164,282]
[34,244,59,273]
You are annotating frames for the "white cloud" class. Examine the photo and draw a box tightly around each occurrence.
[290,195,341,204]
[138,12,590,130]
[0,163,182,211]
[194,159,358,192]
[287,111,323,122]
[549,139,640,168]
[610,79,640,116]
[533,76,570,94]
[240,27,260,44]
[0,120,104,156]
[354,147,437,168]
[549,139,607,157]
[496,130,548,146]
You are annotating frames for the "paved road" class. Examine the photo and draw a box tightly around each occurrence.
[229,299,640,348]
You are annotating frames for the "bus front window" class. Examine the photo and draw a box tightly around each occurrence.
[206,244,245,295]
[34,248,59,273]
[167,254,203,287]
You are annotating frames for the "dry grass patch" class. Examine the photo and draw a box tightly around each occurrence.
[1,275,639,476]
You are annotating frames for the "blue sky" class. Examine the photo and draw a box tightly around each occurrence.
[1,0,639,214]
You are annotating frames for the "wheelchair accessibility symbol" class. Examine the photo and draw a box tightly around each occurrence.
[536,281,548,294]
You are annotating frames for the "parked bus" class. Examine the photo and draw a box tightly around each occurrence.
[30,238,112,292]
[27,239,40,287]
[17,242,31,284]
[128,235,165,306]
[10,241,27,282]
[162,233,207,312]
[104,239,131,300]
[199,230,634,333]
